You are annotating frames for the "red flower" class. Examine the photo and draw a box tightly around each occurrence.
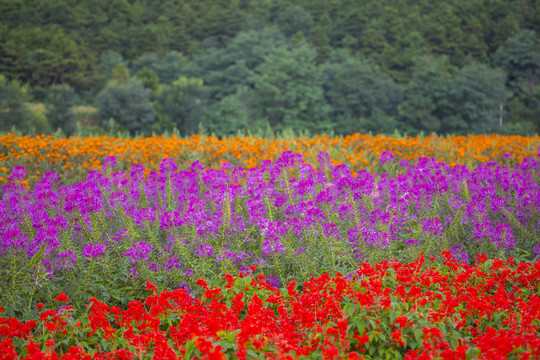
[146,281,157,293]
[394,316,410,328]
[224,273,235,289]
[0,338,18,359]
[347,352,363,360]
[390,328,405,346]
[354,334,370,347]
[37,303,44,310]
[45,322,58,332]
[196,278,209,290]
[60,346,92,360]
[54,292,70,303]
[322,345,340,360]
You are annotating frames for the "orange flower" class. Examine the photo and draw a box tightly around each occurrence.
[0,133,538,186]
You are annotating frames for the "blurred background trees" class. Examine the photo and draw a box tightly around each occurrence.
[96,79,156,135]
[0,0,539,137]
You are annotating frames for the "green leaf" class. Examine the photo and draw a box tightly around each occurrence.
[414,328,423,342]
[247,349,260,358]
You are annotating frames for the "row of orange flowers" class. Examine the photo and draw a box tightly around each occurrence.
[1,132,539,185]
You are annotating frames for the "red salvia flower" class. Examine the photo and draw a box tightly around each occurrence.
[54,292,70,303]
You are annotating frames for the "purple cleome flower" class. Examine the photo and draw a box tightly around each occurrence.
[82,243,106,258]
[0,151,538,293]
[380,151,394,165]
[9,165,26,181]
[123,241,153,263]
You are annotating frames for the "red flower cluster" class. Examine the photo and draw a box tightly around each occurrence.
[1,252,539,359]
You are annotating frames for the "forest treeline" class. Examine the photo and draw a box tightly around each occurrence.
[1,0,539,137]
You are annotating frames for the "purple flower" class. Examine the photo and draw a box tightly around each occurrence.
[56,249,77,270]
[421,218,444,236]
[190,160,205,174]
[398,159,409,167]
[129,267,139,281]
[195,244,214,257]
[261,235,286,257]
[494,223,515,249]
[317,151,333,172]
[9,166,26,181]
[159,158,178,175]
[165,257,182,270]
[1,226,28,250]
[123,241,153,263]
[112,229,128,244]
[450,244,469,264]
[533,243,540,258]
[221,161,232,171]
[323,223,341,238]
[273,196,288,208]
[130,164,145,181]
[265,274,279,289]
[380,151,394,165]
[102,156,117,172]
[42,171,59,185]
[82,243,106,258]
[178,282,191,293]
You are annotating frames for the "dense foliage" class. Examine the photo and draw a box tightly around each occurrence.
[1,0,539,136]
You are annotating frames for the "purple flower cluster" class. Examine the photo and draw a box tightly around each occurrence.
[1,151,539,290]
[82,243,106,258]
[123,241,153,263]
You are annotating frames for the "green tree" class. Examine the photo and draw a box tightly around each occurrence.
[251,42,331,134]
[203,91,250,137]
[135,67,160,97]
[45,83,77,135]
[131,51,188,84]
[493,29,540,130]
[449,63,509,134]
[494,29,540,94]
[322,50,403,135]
[110,63,130,84]
[399,56,456,134]
[23,26,96,89]
[154,77,205,136]
[99,50,125,78]
[0,75,49,135]
[96,79,156,135]
[187,27,288,103]
[400,56,509,134]
[309,13,332,63]
[0,75,34,133]
[276,5,313,38]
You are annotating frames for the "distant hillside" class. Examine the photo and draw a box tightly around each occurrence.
[1,0,539,137]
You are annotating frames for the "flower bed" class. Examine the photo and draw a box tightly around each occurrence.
[1,151,539,318]
[1,136,539,358]
[1,254,539,359]
[1,133,539,187]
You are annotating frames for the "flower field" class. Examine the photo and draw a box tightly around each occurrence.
[1,133,540,359]
[1,132,539,187]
